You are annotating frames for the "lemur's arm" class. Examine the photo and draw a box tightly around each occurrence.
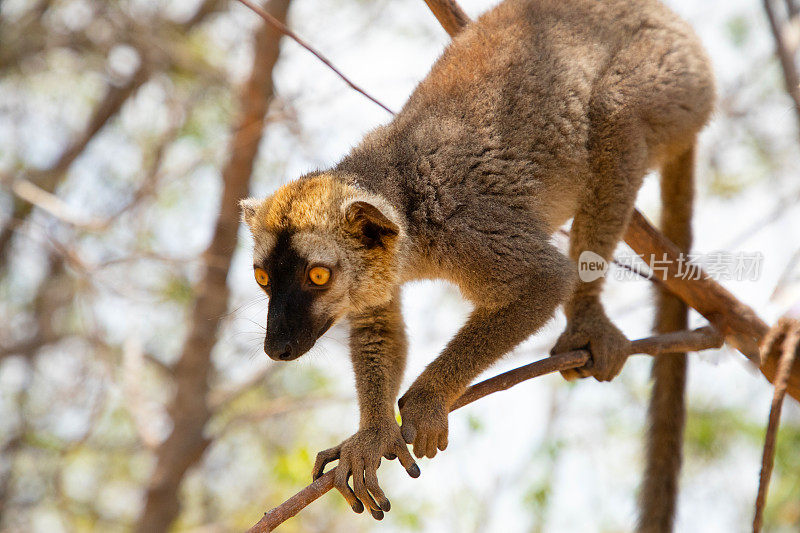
[312,293,419,518]
[399,232,574,459]
[349,294,407,425]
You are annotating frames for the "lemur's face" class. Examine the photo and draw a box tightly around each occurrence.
[251,230,339,360]
[241,174,402,361]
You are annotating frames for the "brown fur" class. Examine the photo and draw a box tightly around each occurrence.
[242,0,714,524]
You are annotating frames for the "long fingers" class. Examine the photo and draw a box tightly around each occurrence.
[559,367,590,381]
[312,445,340,480]
[425,434,438,459]
[351,458,384,519]
[365,460,391,512]
[393,440,421,478]
[437,431,448,452]
[333,463,363,514]
[319,431,421,520]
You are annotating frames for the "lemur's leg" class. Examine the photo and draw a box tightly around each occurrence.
[553,116,648,381]
[399,225,574,458]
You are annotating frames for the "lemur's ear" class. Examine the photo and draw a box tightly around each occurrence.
[240,197,261,228]
[343,199,400,248]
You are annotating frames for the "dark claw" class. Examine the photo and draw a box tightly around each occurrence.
[408,463,420,478]
[352,500,364,514]
[370,509,384,520]
[384,452,397,460]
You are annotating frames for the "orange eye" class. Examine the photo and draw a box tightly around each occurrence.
[254,267,269,287]
[308,266,331,286]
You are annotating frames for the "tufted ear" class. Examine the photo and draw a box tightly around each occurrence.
[239,197,261,228]
[343,199,400,248]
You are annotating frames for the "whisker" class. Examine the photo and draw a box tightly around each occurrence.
[223,296,268,319]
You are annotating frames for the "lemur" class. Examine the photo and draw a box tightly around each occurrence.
[241,0,714,529]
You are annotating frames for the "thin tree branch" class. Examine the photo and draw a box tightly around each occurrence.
[452,327,722,409]
[247,327,724,532]
[423,0,471,37]
[234,0,394,115]
[9,178,107,230]
[622,210,800,404]
[625,211,769,359]
[752,319,800,533]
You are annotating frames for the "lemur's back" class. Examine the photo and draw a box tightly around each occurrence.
[341,0,712,232]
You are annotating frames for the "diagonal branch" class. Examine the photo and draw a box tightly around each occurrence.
[247,327,724,532]
[423,0,471,37]
[752,319,800,533]
[234,0,394,114]
[623,211,800,402]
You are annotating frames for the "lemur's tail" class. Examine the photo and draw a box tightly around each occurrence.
[636,143,695,533]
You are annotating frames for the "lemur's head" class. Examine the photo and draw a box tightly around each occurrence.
[241,173,404,361]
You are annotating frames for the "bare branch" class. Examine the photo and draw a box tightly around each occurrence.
[752,319,800,533]
[423,0,471,37]
[625,211,769,359]
[234,0,394,115]
[9,179,107,230]
[451,327,723,410]
[247,327,724,532]
[622,211,800,405]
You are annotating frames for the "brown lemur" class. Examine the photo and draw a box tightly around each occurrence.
[241,0,714,526]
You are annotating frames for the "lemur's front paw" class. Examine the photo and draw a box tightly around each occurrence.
[551,305,631,382]
[312,420,419,520]
[398,387,449,459]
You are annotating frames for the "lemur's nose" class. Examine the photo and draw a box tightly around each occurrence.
[276,343,295,361]
[264,336,297,361]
